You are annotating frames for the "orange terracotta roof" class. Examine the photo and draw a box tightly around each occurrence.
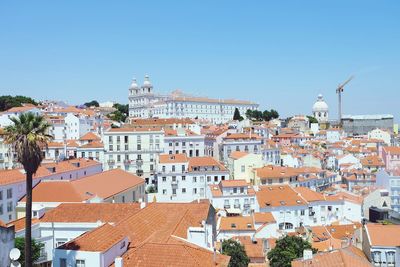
[47,142,64,148]
[79,140,104,149]
[5,105,37,113]
[0,159,101,186]
[255,165,298,179]
[220,179,248,187]
[234,236,264,259]
[7,217,40,232]
[220,216,255,231]
[116,202,211,247]
[292,246,371,267]
[256,185,306,208]
[120,237,230,267]
[59,223,126,252]
[159,153,188,164]
[229,151,249,160]
[79,132,101,141]
[361,155,385,167]
[41,203,141,223]
[188,157,227,171]
[20,169,144,202]
[223,133,261,140]
[366,224,400,247]
[107,127,163,133]
[293,187,326,202]
[383,146,400,155]
[253,212,276,224]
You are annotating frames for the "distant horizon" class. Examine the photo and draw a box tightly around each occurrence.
[1,1,399,120]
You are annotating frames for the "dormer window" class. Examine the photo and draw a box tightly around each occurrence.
[231,223,236,228]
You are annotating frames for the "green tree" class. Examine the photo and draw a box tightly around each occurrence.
[221,239,250,267]
[307,116,318,124]
[267,235,317,267]
[146,185,156,193]
[263,110,272,121]
[5,113,52,267]
[233,108,242,121]
[15,237,44,266]
[107,103,129,122]
[0,95,37,111]
[245,109,254,119]
[270,109,279,119]
[84,100,99,107]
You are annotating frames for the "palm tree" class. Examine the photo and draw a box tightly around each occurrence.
[4,112,52,267]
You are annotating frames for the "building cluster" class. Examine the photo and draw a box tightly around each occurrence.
[0,78,400,266]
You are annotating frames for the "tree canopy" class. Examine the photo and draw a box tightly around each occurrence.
[233,108,244,121]
[307,116,318,124]
[0,95,38,111]
[107,103,129,122]
[246,109,279,121]
[15,237,44,266]
[267,235,317,267]
[221,239,250,267]
[84,100,99,107]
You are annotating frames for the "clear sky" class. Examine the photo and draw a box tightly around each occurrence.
[0,1,399,119]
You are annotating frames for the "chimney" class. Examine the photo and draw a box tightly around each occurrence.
[115,257,123,267]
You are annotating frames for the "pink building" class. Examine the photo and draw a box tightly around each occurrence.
[381,147,400,171]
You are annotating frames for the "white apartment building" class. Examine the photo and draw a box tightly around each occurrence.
[155,154,229,202]
[255,185,362,232]
[164,128,205,157]
[128,75,258,123]
[0,129,15,170]
[103,127,164,183]
[0,159,102,223]
[220,133,263,163]
[206,180,256,215]
[0,105,41,127]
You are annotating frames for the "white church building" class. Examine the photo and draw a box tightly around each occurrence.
[128,75,259,124]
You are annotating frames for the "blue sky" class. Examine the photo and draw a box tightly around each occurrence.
[0,1,399,119]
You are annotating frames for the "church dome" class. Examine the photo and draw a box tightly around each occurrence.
[129,78,139,90]
[312,94,329,112]
[142,75,152,88]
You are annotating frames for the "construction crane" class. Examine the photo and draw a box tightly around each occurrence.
[336,75,354,124]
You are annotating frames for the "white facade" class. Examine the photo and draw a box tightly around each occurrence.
[128,76,258,124]
[164,128,205,158]
[155,155,229,202]
[64,113,94,140]
[368,128,392,145]
[103,128,164,183]
[0,107,41,127]
[312,94,329,123]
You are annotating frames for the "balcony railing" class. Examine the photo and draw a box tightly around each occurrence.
[244,204,251,208]
[234,204,241,209]
[107,159,115,164]
[224,205,231,209]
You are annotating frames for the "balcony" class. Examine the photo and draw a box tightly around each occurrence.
[224,205,231,209]
[234,204,241,209]
[171,180,179,185]
[124,159,134,165]
[136,159,143,165]
[309,211,315,216]
[107,159,115,164]
[244,204,251,209]
[0,158,4,163]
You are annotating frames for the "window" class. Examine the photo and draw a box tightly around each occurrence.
[137,144,141,150]
[162,177,167,182]
[122,196,125,203]
[301,210,305,216]
[193,188,197,194]
[163,189,167,195]
[7,188,12,199]
[7,201,12,212]
[182,188,186,193]
[214,176,218,182]
[76,259,85,267]
[207,176,211,182]
[182,175,186,181]
[0,190,2,200]
[172,165,176,172]
[193,177,197,183]
[56,238,68,247]
[132,191,136,200]
[241,165,245,172]
[172,188,177,195]
[181,165,185,172]
[124,136,128,143]
[60,258,67,267]
[0,204,3,215]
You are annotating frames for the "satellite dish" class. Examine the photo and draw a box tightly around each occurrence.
[9,248,21,261]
